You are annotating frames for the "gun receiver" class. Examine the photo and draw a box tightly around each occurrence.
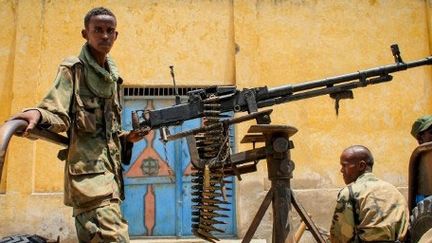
[132,44,432,137]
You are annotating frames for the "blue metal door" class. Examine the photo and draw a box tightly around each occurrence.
[121,96,236,238]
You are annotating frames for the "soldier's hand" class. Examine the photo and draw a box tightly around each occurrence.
[126,127,150,143]
[8,110,41,137]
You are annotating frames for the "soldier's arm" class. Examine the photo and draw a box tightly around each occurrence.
[8,109,41,136]
[8,64,74,135]
[329,188,356,243]
[33,64,75,133]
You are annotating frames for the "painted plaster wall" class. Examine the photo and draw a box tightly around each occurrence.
[0,0,431,242]
[0,1,16,192]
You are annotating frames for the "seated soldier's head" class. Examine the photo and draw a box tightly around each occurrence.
[339,145,374,184]
[411,115,432,145]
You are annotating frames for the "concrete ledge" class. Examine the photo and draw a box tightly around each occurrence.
[130,239,266,243]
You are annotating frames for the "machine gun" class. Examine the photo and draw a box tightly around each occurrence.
[127,44,432,243]
[132,44,431,141]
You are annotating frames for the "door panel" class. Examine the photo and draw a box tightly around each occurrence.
[121,96,236,238]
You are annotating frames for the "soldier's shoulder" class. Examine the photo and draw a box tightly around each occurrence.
[60,56,82,67]
[336,186,350,201]
[355,173,385,188]
[360,174,403,198]
[363,174,398,190]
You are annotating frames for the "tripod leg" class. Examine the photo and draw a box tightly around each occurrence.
[291,192,327,243]
[242,187,274,243]
[272,180,291,243]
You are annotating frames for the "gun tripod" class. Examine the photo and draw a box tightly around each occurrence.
[239,124,327,243]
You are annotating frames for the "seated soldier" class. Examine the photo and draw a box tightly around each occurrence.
[330,145,409,243]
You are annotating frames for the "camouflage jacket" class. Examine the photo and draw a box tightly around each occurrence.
[32,44,126,215]
[330,172,409,243]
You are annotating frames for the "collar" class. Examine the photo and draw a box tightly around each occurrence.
[78,44,120,98]
[355,172,374,183]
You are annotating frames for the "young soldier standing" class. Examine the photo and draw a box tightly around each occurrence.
[9,7,146,242]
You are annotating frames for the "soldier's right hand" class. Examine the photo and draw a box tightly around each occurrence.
[126,127,150,143]
[8,110,41,136]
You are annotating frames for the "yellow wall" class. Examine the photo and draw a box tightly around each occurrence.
[0,0,431,242]
[0,1,16,192]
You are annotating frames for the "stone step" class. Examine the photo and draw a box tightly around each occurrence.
[130,239,266,243]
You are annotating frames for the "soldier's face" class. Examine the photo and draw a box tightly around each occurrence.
[417,127,432,144]
[340,151,364,184]
[82,15,118,56]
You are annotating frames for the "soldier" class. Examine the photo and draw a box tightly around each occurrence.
[410,115,432,204]
[8,7,146,242]
[329,145,409,242]
[411,116,432,243]
[411,115,432,144]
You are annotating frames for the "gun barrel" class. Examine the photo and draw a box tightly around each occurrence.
[267,56,432,99]
[137,54,432,132]
[405,56,432,68]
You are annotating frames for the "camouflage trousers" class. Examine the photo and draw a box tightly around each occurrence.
[75,202,130,243]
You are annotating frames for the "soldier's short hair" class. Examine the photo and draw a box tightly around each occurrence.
[84,7,116,29]
[345,145,374,168]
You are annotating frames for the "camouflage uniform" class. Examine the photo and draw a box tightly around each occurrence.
[30,44,129,242]
[330,172,409,243]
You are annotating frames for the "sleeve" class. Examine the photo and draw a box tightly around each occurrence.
[329,187,355,243]
[32,65,74,133]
